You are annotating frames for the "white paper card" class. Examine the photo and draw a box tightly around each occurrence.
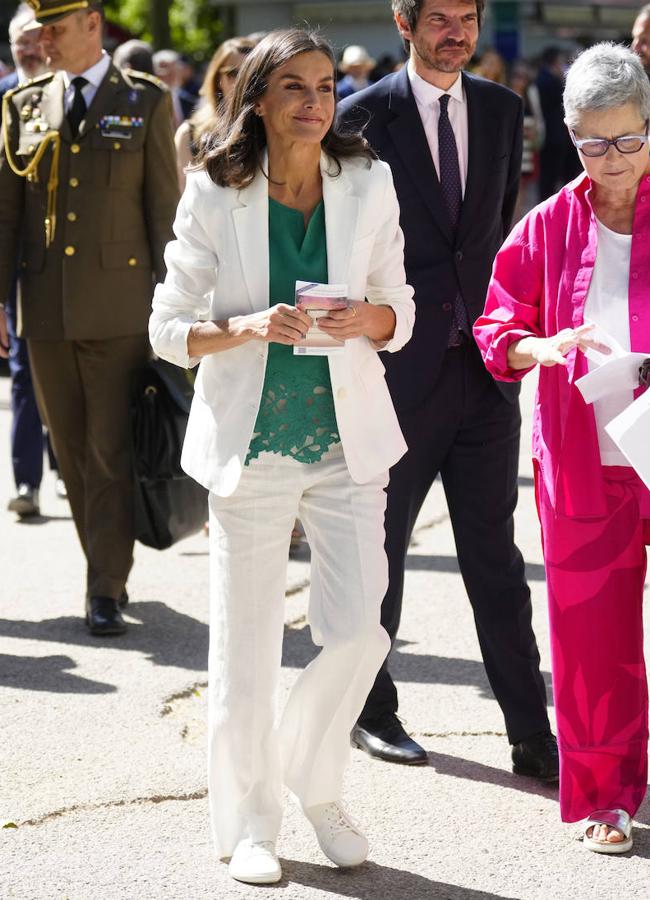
[605,390,650,490]
[575,352,649,404]
[293,281,349,356]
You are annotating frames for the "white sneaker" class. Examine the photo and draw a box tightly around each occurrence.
[303,801,368,867]
[228,838,282,884]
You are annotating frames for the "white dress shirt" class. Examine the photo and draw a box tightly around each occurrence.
[407,62,469,196]
[63,50,111,116]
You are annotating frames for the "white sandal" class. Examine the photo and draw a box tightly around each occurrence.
[583,808,633,854]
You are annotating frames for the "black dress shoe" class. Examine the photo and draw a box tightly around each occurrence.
[351,716,428,765]
[85,596,127,636]
[512,731,559,783]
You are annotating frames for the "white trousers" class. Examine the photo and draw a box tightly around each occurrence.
[206,445,391,858]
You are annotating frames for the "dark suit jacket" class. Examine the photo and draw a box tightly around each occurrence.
[338,67,522,410]
[0,72,19,103]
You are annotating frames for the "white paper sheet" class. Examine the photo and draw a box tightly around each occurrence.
[605,390,650,490]
[575,352,649,404]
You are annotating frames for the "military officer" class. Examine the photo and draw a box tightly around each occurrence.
[0,0,179,634]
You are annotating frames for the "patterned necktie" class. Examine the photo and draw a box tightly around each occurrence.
[67,76,88,137]
[438,93,470,345]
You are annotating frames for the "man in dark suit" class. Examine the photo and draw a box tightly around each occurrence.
[339,0,557,780]
[535,47,580,201]
[632,4,650,75]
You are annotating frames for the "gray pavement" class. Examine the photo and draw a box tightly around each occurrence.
[1,370,649,900]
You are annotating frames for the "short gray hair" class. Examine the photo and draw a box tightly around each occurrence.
[8,3,35,43]
[564,42,650,129]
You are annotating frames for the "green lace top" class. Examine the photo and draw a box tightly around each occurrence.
[245,197,341,465]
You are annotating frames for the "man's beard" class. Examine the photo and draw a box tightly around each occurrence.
[21,55,48,78]
[414,39,472,74]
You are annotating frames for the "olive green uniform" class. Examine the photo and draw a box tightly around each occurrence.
[0,63,179,600]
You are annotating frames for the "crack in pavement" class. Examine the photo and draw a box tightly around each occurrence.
[160,681,207,717]
[17,790,209,829]
[15,729,508,829]
[286,578,310,597]
[418,730,507,738]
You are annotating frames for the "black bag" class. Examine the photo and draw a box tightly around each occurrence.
[131,358,207,550]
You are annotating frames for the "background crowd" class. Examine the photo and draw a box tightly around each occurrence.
[2,0,650,882]
[2,5,650,218]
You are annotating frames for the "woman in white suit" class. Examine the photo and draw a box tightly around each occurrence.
[150,28,414,886]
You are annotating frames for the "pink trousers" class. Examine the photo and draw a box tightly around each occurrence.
[536,465,650,822]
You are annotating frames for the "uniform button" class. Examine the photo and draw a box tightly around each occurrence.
[632,314,639,322]
[455,250,463,262]
[642,196,647,203]
[69,177,79,188]
[67,212,77,222]
[442,302,452,311]
[632,272,639,279]
[64,245,76,256]
[337,387,347,400]
[128,257,137,266]
[70,143,80,154]
[113,141,121,151]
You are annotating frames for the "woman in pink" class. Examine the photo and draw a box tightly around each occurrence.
[474,43,650,855]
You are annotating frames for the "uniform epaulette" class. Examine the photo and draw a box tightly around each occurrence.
[4,72,54,101]
[124,69,167,91]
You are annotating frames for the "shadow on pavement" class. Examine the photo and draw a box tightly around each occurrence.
[0,653,116,693]
[405,553,546,582]
[281,626,554,706]
[426,749,558,801]
[281,859,517,899]
[13,514,74,525]
[632,792,650,829]
[0,601,209,678]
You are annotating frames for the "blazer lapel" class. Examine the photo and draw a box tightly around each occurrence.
[386,68,454,246]
[321,153,358,284]
[232,162,270,312]
[457,73,500,242]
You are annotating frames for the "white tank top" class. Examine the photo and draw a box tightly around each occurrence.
[584,218,633,466]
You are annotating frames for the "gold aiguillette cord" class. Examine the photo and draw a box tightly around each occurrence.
[2,91,62,248]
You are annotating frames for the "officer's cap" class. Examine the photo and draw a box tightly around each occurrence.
[23,1,101,31]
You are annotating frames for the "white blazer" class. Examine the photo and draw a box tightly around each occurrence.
[149,152,415,497]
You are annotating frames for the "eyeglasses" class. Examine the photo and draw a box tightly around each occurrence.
[570,122,649,158]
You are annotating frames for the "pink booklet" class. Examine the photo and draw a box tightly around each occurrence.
[294,281,349,356]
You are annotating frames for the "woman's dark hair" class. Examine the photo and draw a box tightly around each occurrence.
[197,28,375,189]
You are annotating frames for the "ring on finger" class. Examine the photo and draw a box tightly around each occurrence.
[351,305,357,318]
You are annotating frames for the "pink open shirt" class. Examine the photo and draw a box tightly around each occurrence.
[474,171,650,518]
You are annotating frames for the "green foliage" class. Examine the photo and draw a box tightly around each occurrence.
[104,0,150,41]
[104,0,225,60]
[170,0,225,60]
